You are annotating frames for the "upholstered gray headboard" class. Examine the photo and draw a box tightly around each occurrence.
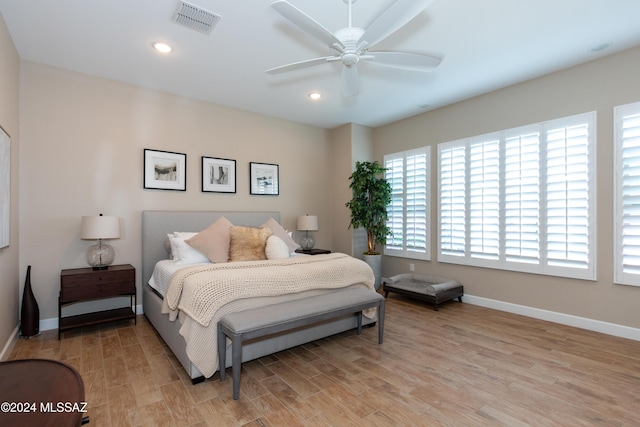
[141,210,280,286]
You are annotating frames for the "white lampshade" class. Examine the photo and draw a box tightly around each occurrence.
[297,215,318,231]
[81,215,120,240]
[297,214,318,251]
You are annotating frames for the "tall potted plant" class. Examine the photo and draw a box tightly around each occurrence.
[346,161,392,289]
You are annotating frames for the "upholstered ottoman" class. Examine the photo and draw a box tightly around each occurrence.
[383,273,463,311]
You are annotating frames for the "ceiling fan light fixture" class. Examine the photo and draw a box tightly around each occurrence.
[590,42,611,52]
[153,42,173,53]
[268,0,440,97]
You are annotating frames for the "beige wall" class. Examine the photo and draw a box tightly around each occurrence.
[19,61,332,321]
[0,12,20,351]
[329,124,354,256]
[374,46,640,329]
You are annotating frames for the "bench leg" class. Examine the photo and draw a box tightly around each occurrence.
[232,333,242,400]
[378,300,385,344]
[218,324,226,382]
[356,312,363,335]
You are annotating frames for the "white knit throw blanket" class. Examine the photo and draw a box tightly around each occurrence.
[161,253,375,377]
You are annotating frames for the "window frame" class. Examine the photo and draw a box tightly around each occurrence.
[384,147,431,261]
[437,112,597,281]
[614,101,640,286]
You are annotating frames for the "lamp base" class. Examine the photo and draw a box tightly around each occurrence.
[86,240,115,270]
[299,236,315,251]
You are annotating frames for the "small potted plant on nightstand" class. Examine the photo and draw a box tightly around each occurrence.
[346,161,392,289]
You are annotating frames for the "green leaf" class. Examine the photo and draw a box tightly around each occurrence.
[345,161,392,253]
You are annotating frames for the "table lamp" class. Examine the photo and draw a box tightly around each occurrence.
[297,214,318,251]
[81,214,120,270]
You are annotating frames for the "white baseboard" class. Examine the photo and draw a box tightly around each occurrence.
[464,294,640,341]
[31,304,144,333]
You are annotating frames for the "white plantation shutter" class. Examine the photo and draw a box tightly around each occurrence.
[504,131,540,264]
[385,156,404,251]
[615,101,640,285]
[469,139,500,260]
[439,145,466,256]
[384,148,430,260]
[545,120,592,272]
[438,112,595,280]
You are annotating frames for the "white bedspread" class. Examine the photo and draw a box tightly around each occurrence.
[148,259,209,297]
[161,253,375,377]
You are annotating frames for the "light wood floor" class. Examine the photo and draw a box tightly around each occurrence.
[8,295,640,426]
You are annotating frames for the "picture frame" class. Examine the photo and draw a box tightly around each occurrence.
[0,125,10,248]
[143,149,186,191]
[250,162,279,195]
[202,157,236,193]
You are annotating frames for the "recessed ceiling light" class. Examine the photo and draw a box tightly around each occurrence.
[153,42,173,53]
[308,92,322,101]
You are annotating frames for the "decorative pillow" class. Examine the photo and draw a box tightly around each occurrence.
[167,232,198,259]
[265,235,290,260]
[228,226,272,262]
[168,233,209,265]
[261,217,300,253]
[186,216,233,263]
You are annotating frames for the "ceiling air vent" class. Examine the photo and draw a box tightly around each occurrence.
[171,1,221,35]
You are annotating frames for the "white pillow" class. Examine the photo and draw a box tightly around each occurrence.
[168,232,209,265]
[261,217,300,253]
[167,232,197,259]
[265,235,290,260]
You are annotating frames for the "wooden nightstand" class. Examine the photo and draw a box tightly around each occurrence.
[295,248,331,255]
[59,264,136,339]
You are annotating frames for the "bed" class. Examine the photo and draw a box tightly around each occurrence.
[141,210,376,382]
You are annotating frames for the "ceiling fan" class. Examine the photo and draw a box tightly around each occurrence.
[266,0,441,97]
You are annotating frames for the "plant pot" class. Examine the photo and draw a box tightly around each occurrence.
[362,253,382,290]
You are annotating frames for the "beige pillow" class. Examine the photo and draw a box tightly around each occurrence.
[261,217,300,253]
[265,235,290,260]
[186,216,233,263]
[228,226,272,262]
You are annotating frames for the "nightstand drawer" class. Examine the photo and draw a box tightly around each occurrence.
[61,280,135,301]
[61,269,133,287]
[60,267,134,302]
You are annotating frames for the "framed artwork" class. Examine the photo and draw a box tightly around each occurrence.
[143,149,187,191]
[250,162,279,195]
[202,156,236,193]
[0,125,9,248]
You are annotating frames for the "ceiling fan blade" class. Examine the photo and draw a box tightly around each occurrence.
[360,0,434,48]
[271,1,342,48]
[265,56,333,74]
[341,65,359,97]
[366,51,441,71]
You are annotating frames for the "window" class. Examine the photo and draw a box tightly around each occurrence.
[438,112,596,280]
[615,101,640,286]
[384,147,430,260]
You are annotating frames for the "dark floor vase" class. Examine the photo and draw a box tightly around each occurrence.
[21,265,40,338]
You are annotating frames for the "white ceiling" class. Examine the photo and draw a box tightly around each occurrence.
[1,0,639,129]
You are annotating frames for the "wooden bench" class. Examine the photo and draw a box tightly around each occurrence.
[217,287,385,399]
